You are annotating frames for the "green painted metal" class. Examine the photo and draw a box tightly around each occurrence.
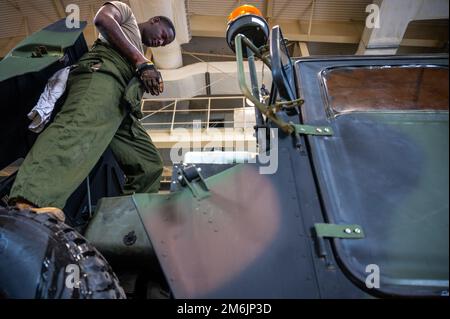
[178,167,211,200]
[234,34,333,137]
[247,48,261,103]
[235,34,294,134]
[85,169,262,266]
[130,164,289,298]
[84,196,155,263]
[315,223,365,239]
[292,123,334,136]
[0,19,87,82]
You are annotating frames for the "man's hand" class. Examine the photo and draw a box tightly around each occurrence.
[136,61,164,96]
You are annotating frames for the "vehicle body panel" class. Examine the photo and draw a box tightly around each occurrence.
[296,56,449,296]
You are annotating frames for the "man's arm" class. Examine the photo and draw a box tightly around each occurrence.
[94,4,162,95]
[94,4,147,67]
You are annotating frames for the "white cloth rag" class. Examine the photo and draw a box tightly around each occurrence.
[27,66,71,133]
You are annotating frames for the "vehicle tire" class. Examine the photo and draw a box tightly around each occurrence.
[0,207,126,299]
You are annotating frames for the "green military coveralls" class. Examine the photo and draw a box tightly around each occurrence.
[10,41,163,209]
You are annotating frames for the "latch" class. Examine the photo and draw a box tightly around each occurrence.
[313,223,365,268]
[177,165,210,200]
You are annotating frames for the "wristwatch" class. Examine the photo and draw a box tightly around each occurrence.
[135,61,155,76]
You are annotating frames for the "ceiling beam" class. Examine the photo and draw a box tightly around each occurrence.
[307,0,315,39]
[5,0,21,12]
[265,0,273,24]
[52,0,66,19]
[182,51,235,59]
[190,14,447,47]
[292,42,310,57]
[356,0,449,55]
[23,17,31,36]
[27,2,56,24]
[299,42,310,57]
[90,4,98,38]
[292,42,301,56]
[190,15,365,44]
[401,38,447,48]
[190,15,228,38]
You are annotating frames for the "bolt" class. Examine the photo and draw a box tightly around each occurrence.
[197,167,202,172]
[177,175,183,181]
[316,128,323,133]
[354,228,361,234]
[344,228,352,234]
[324,128,330,133]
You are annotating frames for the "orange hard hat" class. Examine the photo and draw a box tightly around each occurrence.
[227,4,263,22]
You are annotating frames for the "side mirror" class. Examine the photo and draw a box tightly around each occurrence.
[270,26,297,102]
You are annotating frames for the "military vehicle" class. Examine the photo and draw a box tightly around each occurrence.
[0,5,448,299]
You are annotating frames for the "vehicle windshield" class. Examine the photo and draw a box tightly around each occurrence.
[322,66,449,116]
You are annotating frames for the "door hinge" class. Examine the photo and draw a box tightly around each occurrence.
[290,123,334,150]
[314,223,365,239]
[313,223,365,268]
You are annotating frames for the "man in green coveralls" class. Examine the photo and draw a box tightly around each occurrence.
[9,1,176,221]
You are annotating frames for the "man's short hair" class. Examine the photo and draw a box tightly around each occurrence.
[155,16,176,39]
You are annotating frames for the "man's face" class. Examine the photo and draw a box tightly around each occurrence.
[142,18,175,48]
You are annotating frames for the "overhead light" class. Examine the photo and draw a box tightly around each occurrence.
[227,4,263,22]
[226,4,269,56]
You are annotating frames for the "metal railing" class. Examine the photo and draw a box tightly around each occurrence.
[140,96,256,132]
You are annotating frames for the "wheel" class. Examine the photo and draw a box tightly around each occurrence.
[0,207,126,299]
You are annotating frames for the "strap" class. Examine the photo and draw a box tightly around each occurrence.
[135,61,155,74]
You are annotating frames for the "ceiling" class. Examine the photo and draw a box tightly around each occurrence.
[0,0,109,39]
[0,0,372,40]
[0,0,448,60]
[187,0,372,21]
